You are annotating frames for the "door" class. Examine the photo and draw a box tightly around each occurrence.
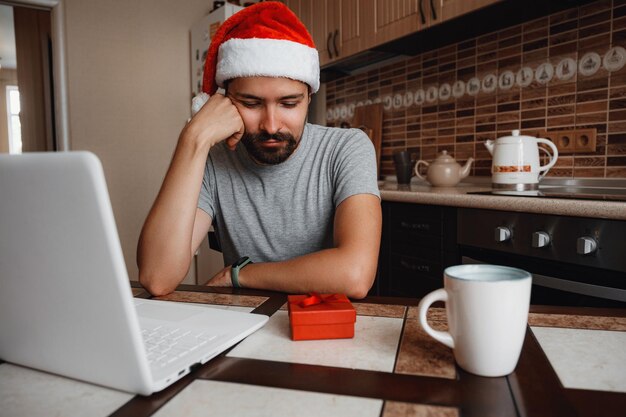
[13,6,55,152]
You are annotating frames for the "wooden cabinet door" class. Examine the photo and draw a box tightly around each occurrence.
[366,0,429,48]
[440,0,500,23]
[299,0,331,65]
[279,0,302,17]
[299,0,365,67]
[331,0,362,63]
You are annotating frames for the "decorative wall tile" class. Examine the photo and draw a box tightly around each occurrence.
[325,0,626,178]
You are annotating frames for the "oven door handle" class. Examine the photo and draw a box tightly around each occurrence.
[461,257,626,302]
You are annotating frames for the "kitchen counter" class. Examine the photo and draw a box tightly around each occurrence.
[379,180,626,220]
[2,283,625,417]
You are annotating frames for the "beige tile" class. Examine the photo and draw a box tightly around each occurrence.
[0,364,132,417]
[153,380,382,417]
[228,311,404,373]
[532,327,626,393]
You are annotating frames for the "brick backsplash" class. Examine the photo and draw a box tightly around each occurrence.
[325,0,626,179]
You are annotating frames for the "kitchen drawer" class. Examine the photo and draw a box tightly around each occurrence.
[389,205,443,237]
[389,253,442,280]
[389,243,441,262]
[378,202,458,297]
[389,217,444,247]
[388,255,443,297]
[386,203,457,250]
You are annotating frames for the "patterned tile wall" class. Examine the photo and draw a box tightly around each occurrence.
[325,0,626,178]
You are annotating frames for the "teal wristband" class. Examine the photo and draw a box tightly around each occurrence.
[231,256,252,288]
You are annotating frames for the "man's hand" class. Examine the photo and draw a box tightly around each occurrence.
[184,93,245,151]
[205,265,233,287]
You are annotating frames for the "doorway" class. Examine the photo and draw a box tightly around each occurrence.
[0,2,55,153]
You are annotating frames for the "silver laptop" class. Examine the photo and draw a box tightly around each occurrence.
[0,151,268,395]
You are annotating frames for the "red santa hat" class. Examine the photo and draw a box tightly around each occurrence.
[203,1,319,95]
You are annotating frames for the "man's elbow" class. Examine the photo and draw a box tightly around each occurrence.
[344,265,376,299]
[138,271,177,297]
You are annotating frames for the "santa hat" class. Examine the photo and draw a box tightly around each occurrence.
[192,2,319,115]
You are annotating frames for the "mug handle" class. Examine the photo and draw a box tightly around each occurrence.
[536,138,559,178]
[414,160,429,180]
[417,288,454,349]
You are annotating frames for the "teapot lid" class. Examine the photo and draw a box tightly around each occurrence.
[434,150,457,163]
[497,129,534,143]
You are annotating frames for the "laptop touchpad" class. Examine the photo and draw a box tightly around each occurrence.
[136,302,203,322]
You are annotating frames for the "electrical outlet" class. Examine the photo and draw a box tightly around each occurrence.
[540,130,557,145]
[555,130,575,153]
[575,129,597,153]
[549,128,597,153]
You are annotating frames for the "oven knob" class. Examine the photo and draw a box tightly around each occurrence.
[494,226,511,242]
[577,236,597,255]
[532,231,551,248]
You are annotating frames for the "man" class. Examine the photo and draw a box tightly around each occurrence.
[137,2,381,298]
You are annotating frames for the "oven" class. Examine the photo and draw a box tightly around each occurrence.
[457,208,626,308]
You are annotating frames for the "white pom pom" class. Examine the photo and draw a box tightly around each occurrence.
[191,92,210,116]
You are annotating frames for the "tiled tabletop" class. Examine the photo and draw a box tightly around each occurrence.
[2,284,625,417]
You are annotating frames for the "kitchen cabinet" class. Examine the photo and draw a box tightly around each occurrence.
[281,0,329,64]
[363,0,439,49]
[294,0,363,66]
[377,201,458,298]
[284,0,502,68]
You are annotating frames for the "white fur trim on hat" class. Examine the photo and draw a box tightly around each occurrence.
[215,38,320,93]
[191,92,210,116]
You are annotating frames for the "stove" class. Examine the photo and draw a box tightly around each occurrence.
[458,178,626,307]
[468,178,626,202]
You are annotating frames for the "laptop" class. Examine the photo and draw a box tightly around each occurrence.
[0,151,268,395]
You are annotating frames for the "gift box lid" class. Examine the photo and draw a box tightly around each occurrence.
[288,293,356,326]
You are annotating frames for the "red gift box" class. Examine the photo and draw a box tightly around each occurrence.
[287,293,356,341]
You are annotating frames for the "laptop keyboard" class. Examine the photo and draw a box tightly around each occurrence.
[142,324,218,369]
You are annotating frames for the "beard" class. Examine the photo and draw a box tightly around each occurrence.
[241,130,298,165]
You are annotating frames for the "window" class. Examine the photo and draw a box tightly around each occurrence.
[6,85,21,154]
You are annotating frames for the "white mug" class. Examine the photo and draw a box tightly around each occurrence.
[417,264,532,377]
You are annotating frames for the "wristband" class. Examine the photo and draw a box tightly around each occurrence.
[231,256,252,288]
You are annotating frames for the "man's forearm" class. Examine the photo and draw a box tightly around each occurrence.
[137,132,211,295]
[234,194,382,299]
[237,246,379,299]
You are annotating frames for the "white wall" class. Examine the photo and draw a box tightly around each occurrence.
[63,0,217,281]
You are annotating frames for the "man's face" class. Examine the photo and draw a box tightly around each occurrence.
[227,77,311,165]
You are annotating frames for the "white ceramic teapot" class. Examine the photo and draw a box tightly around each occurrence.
[414,150,474,187]
[485,130,558,190]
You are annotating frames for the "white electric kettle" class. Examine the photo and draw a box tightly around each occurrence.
[485,130,558,190]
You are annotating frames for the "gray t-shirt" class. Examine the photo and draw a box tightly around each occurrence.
[198,123,380,266]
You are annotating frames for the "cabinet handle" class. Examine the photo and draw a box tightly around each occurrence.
[400,221,430,231]
[400,259,430,272]
[327,32,333,59]
[332,29,339,57]
[419,0,426,24]
[430,0,437,20]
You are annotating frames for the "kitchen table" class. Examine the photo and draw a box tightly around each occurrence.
[1,282,625,417]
